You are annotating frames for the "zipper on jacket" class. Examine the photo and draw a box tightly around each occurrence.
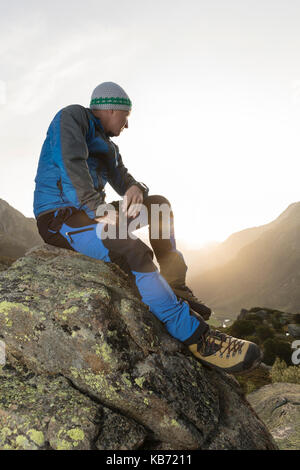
[57,178,65,201]
[65,227,94,244]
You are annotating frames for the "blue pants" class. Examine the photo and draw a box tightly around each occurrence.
[36,195,207,344]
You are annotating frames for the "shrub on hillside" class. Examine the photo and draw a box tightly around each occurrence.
[248,307,265,313]
[263,338,292,366]
[236,364,272,394]
[270,358,300,384]
[256,325,274,342]
[228,320,256,339]
[243,313,264,324]
[270,311,284,331]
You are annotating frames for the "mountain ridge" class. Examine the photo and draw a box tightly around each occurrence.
[0,198,42,258]
[190,202,300,319]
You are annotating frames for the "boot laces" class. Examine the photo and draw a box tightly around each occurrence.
[198,329,244,358]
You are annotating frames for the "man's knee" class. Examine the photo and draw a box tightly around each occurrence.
[103,236,155,273]
[144,194,172,209]
[128,238,155,272]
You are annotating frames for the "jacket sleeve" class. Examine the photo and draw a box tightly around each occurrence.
[51,105,103,218]
[107,147,149,198]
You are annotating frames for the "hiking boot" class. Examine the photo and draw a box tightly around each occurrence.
[172,285,212,321]
[188,328,263,374]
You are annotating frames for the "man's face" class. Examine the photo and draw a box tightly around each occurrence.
[106,110,130,137]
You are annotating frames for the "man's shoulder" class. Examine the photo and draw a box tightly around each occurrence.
[60,103,89,118]
[55,104,93,131]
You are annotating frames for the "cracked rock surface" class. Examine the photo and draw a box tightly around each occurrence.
[0,360,146,450]
[247,383,300,450]
[0,244,278,450]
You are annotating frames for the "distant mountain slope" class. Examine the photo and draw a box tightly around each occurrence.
[191,202,300,319]
[188,203,300,274]
[0,199,42,258]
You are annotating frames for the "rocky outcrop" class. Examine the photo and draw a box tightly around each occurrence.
[0,244,278,450]
[247,383,300,450]
[0,199,42,258]
[237,307,298,325]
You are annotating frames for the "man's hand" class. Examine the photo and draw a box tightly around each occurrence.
[95,209,119,225]
[122,185,143,218]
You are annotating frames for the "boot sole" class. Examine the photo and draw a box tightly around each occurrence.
[232,348,264,376]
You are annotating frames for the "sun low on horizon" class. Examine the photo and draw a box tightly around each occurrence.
[0,1,299,249]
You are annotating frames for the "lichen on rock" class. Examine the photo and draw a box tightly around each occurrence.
[0,244,278,450]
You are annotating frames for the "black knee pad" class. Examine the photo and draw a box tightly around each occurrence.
[127,238,156,273]
[102,236,156,273]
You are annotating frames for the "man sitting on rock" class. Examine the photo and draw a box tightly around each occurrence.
[33,81,262,375]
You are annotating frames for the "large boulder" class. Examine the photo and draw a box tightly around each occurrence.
[0,244,278,450]
[247,383,300,450]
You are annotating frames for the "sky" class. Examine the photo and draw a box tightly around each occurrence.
[0,0,299,247]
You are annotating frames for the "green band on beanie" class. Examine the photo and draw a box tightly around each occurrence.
[90,96,132,108]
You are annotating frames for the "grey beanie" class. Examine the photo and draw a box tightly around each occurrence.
[90,81,132,111]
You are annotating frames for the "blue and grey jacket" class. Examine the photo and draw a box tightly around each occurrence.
[33,104,148,219]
